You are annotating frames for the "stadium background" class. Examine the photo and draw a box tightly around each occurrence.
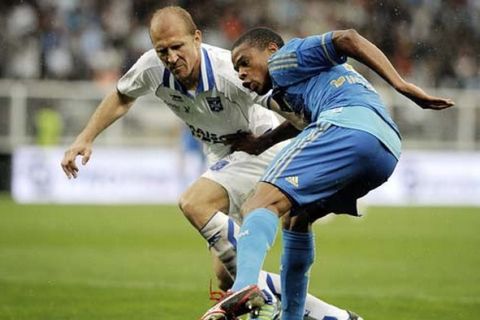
[0,0,479,319]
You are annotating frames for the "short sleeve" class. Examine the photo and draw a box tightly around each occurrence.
[299,32,347,68]
[269,33,348,87]
[116,50,163,98]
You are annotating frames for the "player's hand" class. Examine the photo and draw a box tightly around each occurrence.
[398,82,455,110]
[61,141,93,179]
[223,131,270,155]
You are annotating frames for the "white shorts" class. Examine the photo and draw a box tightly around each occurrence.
[202,142,288,221]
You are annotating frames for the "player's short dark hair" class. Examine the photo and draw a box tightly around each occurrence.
[150,6,197,35]
[232,27,284,51]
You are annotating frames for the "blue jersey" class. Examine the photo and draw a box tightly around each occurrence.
[268,32,401,159]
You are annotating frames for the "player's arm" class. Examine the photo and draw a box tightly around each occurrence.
[246,86,308,131]
[61,90,135,179]
[226,98,305,155]
[225,119,300,155]
[332,29,454,110]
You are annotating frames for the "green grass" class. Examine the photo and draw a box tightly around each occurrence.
[0,196,479,319]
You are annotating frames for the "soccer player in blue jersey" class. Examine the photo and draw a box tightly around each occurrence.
[200,28,454,320]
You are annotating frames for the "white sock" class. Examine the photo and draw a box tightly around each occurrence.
[200,211,239,278]
[263,272,350,320]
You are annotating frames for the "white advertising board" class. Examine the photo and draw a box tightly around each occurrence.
[12,147,186,204]
[12,147,480,206]
[364,151,480,206]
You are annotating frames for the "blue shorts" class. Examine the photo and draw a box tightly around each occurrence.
[262,122,398,217]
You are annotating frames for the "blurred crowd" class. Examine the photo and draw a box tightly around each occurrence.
[1,0,479,88]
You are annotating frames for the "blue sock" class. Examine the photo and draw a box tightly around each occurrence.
[281,229,315,320]
[231,208,279,291]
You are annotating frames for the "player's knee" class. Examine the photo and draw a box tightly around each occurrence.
[241,182,292,218]
[178,191,202,221]
[240,198,277,218]
[241,194,290,219]
[241,199,277,218]
[240,198,259,218]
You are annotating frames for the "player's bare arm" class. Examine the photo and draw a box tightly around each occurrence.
[224,97,307,155]
[61,91,135,179]
[332,29,455,110]
[224,119,301,155]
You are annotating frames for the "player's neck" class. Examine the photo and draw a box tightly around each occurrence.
[180,60,201,90]
[179,76,198,91]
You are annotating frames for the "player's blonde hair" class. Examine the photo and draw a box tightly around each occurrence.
[150,6,198,35]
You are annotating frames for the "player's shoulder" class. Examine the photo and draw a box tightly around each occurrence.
[269,32,336,71]
[202,43,235,76]
[292,33,338,56]
[279,34,326,54]
[268,38,304,66]
[201,43,232,63]
[202,43,245,91]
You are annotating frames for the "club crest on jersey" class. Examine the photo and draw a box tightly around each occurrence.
[206,96,223,112]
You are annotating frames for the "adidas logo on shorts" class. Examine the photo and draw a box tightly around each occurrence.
[285,176,299,188]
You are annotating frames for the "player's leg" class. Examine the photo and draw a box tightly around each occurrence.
[238,123,340,320]
[180,150,284,320]
[276,125,397,320]
[200,125,344,319]
[276,212,314,320]
[210,219,349,320]
[199,188,362,320]
[263,272,361,320]
[231,181,292,292]
[280,213,358,320]
[178,177,239,286]
[201,182,291,320]
[193,147,288,284]
[271,125,358,320]
[179,177,229,230]
[232,123,360,320]
[197,145,364,320]
[182,178,280,320]
[211,255,234,292]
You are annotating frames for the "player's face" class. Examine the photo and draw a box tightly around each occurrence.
[150,20,201,88]
[232,42,275,95]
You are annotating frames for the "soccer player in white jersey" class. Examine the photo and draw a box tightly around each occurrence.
[61,6,360,320]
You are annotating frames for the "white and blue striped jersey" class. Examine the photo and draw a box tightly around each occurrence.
[117,44,278,164]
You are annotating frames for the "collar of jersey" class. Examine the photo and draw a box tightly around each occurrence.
[162,46,216,98]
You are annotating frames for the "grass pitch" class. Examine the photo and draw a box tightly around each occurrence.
[0,196,479,319]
